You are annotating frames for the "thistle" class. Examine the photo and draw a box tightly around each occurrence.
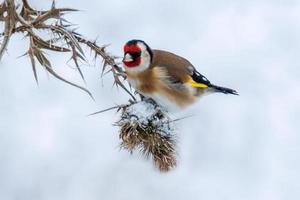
[116,100,177,172]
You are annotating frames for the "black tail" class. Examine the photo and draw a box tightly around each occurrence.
[209,84,239,95]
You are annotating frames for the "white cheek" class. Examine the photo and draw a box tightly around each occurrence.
[140,50,151,68]
[123,51,151,74]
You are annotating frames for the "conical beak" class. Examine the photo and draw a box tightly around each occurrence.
[123,53,133,62]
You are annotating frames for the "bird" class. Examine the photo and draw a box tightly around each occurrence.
[122,39,238,110]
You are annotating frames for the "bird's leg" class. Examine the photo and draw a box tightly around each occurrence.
[134,91,145,101]
[140,94,146,101]
[134,91,161,109]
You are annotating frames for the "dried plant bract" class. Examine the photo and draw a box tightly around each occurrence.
[116,100,177,172]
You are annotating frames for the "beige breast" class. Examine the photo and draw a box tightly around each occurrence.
[127,67,196,109]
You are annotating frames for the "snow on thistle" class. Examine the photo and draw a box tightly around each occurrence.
[116,99,177,172]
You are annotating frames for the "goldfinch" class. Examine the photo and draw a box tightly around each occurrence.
[122,39,238,110]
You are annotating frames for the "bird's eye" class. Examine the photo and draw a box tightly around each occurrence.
[131,52,141,58]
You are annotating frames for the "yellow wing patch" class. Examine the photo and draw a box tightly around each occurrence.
[187,78,208,88]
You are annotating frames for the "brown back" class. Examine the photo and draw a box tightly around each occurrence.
[150,49,194,83]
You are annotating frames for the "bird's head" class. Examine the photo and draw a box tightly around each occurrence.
[122,40,153,73]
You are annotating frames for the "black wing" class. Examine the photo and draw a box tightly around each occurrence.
[191,70,211,86]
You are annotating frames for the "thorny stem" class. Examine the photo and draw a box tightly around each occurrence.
[0,0,15,60]
[0,0,136,100]
[74,35,136,101]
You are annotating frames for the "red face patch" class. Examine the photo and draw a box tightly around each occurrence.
[123,56,141,67]
[124,44,141,54]
[123,44,142,68]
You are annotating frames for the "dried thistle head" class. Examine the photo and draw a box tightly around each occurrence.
[116,100,177,172]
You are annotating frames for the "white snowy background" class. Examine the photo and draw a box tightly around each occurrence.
[0,0,300,199]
